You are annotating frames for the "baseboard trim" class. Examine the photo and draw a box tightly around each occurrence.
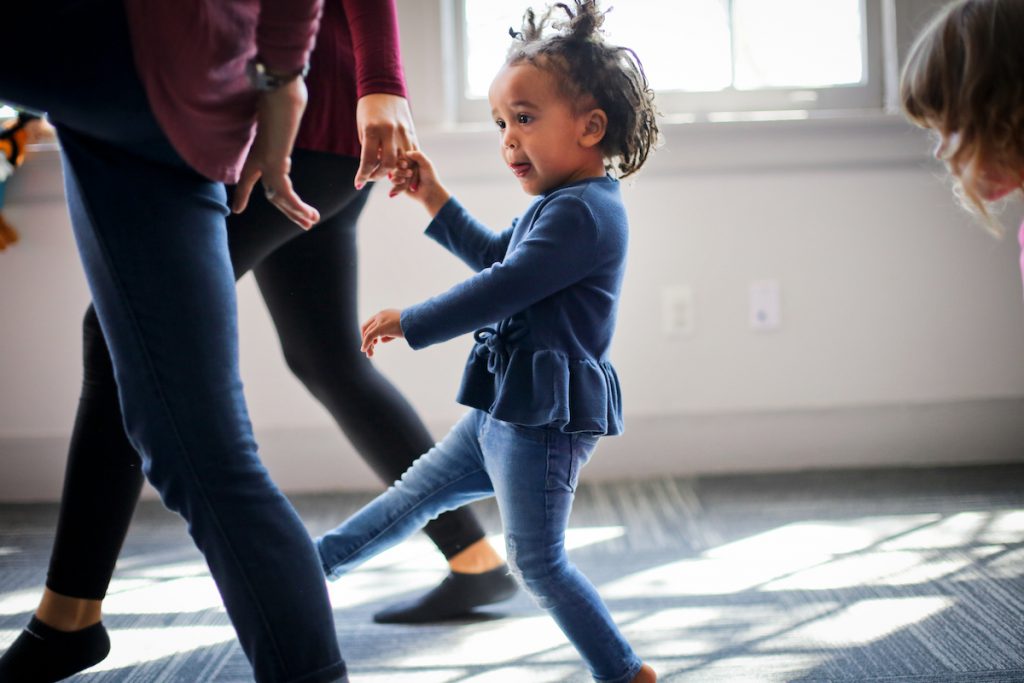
[2,397,1023,502]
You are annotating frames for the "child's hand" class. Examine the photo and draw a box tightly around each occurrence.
[386,152,419,197]
[360,308,405,358]
[388,149,450,218]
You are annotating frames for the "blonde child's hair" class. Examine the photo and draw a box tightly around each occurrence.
[506,0,659,178]
[900,0,1024,233]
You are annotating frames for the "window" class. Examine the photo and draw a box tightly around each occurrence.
[457,0,883,122]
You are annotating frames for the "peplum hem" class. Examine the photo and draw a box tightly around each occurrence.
[456,347,624,436]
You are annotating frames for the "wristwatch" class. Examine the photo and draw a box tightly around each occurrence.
[246,58,310,92]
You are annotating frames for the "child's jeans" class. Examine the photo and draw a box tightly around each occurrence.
[316,409,643,683]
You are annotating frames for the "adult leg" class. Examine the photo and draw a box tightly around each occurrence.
[236,155,516,621]
[480,417,643,683]
[1,3,346,681]
[56,127,345,683]
[0,308,139,681]
[45,306,146,605]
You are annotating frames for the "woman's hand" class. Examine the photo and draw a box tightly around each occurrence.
[360,308,404,357]
[232,78,320,230]
[355,94,418,190]
[389,150,450,217]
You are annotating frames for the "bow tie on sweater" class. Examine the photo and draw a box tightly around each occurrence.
[473,317,528,376]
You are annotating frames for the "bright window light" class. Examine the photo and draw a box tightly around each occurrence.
[733,0,864,89]
[463,0,866,98]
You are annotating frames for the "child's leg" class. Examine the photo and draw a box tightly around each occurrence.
[480,417,643,683]
[317,411,495,579]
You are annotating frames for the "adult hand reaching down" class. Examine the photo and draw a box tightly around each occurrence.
[232,78,320,229]
[354,93,418,190]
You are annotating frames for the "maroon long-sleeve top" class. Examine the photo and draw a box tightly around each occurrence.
[124,0,407,184]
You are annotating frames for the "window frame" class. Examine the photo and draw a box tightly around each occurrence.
[451,0,885,123]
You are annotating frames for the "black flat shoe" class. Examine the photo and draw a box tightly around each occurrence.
[372,565,519,624]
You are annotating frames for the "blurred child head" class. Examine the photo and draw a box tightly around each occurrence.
[901,0,1024,229]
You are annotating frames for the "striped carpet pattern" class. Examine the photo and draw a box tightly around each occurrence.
[1,464,1023,682]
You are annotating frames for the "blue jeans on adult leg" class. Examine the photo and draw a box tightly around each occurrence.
[1,2,345,678]
[317,410,641,682]
[57,128,345,683]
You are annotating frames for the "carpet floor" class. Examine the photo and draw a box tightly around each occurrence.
[1,464,1023,682]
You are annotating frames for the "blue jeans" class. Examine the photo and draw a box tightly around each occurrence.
[317,411,643,683]
[1,1,345,681]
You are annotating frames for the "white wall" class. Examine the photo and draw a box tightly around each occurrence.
[1,0,1022,501]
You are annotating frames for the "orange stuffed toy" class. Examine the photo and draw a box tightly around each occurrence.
[0,111,51,251]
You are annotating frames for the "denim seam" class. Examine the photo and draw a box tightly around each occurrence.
[324,465,488,577]
[542,438,636,683]
[597,660,643,683]
[65,154,293,675]
[284,660,348,683]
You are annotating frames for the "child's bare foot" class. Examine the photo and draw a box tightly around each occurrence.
[631,663,657,683]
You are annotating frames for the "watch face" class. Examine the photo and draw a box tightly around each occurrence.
[246,59,308,91]
[246,59,272,91]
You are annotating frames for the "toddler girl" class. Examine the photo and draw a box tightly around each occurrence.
[317,1,658,681]
[901,0,1024,257]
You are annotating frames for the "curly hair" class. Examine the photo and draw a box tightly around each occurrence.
[506,0,659,178]
[900,0,1024,227]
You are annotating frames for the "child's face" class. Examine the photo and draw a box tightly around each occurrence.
[488,62,605,195]
[935,130,1020,202]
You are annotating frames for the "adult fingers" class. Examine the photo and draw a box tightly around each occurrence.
[264,174,319,229]
[232,165,261,214]
[354,130,381,189]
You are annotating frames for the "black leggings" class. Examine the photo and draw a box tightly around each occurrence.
[46,150,486,600]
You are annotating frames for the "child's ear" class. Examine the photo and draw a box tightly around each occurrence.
[580,109,607,148]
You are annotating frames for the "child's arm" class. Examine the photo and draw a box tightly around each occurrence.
[392,150,514,270]
[399,195,603,350]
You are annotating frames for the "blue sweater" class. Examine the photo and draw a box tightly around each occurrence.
[400,175,627,436]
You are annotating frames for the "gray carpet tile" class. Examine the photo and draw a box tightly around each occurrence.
[1,464,1023,682]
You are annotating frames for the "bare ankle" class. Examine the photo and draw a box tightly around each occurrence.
[447,538,505,573]
[36,589,102,632]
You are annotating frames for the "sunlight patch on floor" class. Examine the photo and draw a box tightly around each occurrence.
[625,603,837,657]
[759,596,952,650]
[602,514,972,598]
[877,510,1024,550]
[102,576,224,615]
[459,664,584,682]
[386,615,575,668]
[706,515,943,560]
[664,654,827,683]
[327,566,446,609]
[353,669,469,683]
[0,628,18,649]
[83,625,236,673]
[761,547,1003,592]
[131,560,210,579]
[329,527,625,610]
[353,666,584,683]
[0,588,43,617]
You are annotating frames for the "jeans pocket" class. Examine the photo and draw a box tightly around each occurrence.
[568,434,599,491]
[546,432,585,493]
